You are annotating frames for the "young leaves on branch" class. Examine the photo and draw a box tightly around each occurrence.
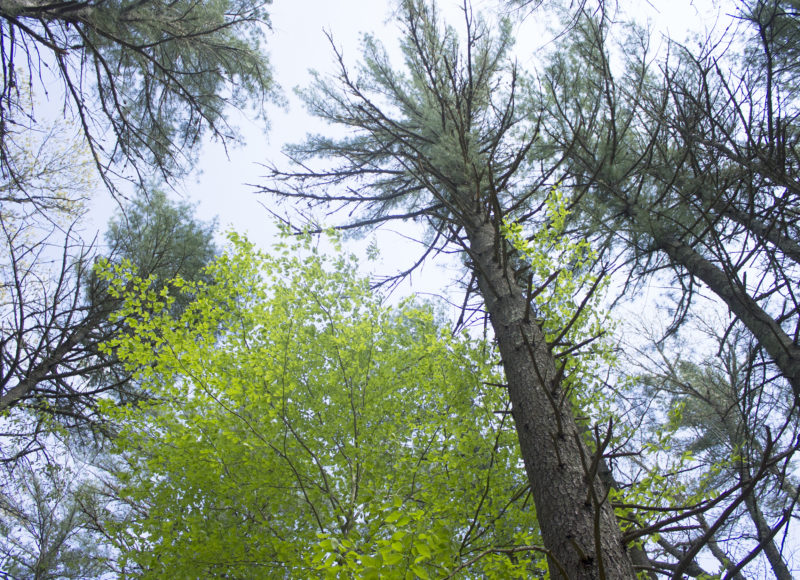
[96,233,541,578]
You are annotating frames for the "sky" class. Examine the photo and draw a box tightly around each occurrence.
[174,0,499,309]
[86,0,734,315]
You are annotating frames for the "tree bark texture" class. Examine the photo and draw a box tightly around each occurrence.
[465,215,636,579]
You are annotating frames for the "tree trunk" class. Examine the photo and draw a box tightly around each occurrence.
[696,513,746,580]
[734,453,794,580]
[742,488,793,580]
[0,313,101,413]
[657,234,800,402]
[699,192,800,266]
[465,215,635,579]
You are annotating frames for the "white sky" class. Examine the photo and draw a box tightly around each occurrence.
[85,0,734,314]
[184,0,491,309]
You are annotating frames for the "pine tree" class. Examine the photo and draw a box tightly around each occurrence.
[0,0,277,189]
[263,2,635,577]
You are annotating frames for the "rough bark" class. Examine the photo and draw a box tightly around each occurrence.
[465,215,636,579]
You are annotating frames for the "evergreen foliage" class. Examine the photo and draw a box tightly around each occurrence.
[0,0,798,577]
[0,0,277,188]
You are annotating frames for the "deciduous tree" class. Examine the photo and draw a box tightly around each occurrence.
[0,187,216,461]
[96,233,539,578]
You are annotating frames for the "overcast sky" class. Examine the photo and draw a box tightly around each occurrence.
[85,0,731,313]
[183,0,497,307]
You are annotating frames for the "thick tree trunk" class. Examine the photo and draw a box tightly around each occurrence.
[465,215,635,579]
[658,234,800,401]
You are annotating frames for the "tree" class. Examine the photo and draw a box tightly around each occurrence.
[0,0,268,452]
[0,187,217,462]
[0,460,111,579]
[263,1,635,577]
[526,2,800,572]
[0,107,100,464]
[0,49,221,573]
[94,233,540,578]
[81,187,219,408]
[102,190,218,293]
[534,0,800,401]
[624,316,798,578]
[0,183,218,576]
[0,0,277,189]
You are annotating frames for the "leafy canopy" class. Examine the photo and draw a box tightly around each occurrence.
[96,232,540,578]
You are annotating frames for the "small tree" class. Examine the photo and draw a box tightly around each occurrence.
[96,233,539,578]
